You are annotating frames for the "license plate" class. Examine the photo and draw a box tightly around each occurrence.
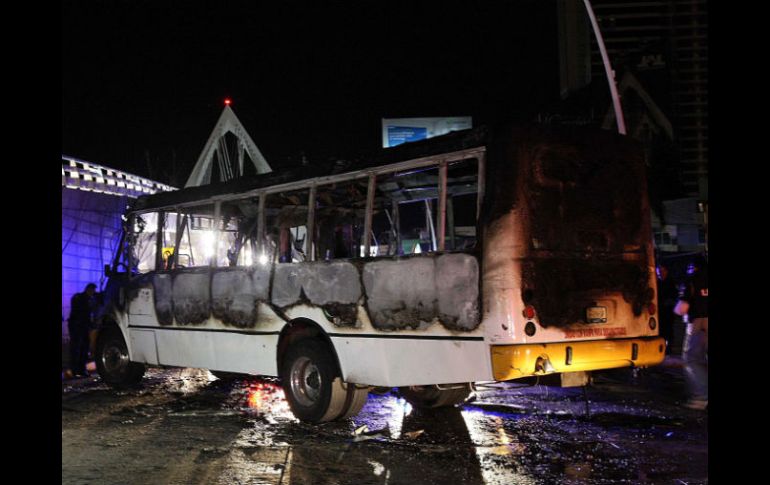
[586,306,607,323]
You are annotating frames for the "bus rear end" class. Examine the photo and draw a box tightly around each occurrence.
[481,125,665,381]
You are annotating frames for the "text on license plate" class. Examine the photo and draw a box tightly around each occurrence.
[586,306,607,323]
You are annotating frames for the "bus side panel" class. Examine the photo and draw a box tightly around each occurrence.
[129,329,159,365]
[331,337,493,387]
[362,254,480,331]
[153,330,279,375]
[127,285,158,327]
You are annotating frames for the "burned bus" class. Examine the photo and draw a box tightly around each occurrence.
[95,124,665,423]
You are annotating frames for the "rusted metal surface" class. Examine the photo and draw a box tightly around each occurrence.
[437,162,448,251]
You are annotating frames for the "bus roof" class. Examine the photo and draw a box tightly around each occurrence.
[131,126,488,213]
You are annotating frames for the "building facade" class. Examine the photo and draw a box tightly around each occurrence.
[62,156,175,340]
[589,0,707,199]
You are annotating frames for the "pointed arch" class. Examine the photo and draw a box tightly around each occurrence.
[185,106,272,187]
[602,71,673,141]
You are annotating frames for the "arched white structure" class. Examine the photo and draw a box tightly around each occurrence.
[185,105,272,187]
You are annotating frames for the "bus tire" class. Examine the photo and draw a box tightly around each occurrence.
[399,383,472,409]
[95,327,145,387]
[280,339,347,423]
[339,385,369,419]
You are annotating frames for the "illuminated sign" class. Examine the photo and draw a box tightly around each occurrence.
[382,117,472,148]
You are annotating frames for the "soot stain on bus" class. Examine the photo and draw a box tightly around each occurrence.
[362,253,481,331]
[320,302,359,327]
[521,260,652,328]
[134,251,482,332]
[523,137,645,255]
[152,274,173,325]
[485,125,653,329]
[172,270,211,325]
[210,268,263,328]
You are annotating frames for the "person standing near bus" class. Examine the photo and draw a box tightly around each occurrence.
[657,264,678,353]
[68,283,98,377]
[679,255,708,410]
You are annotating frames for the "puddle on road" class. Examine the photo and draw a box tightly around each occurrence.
[222,387,543,485]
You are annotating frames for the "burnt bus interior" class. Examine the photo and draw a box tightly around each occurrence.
[120,124,652,332]
[126,152,483,274]
[94,125,665,423]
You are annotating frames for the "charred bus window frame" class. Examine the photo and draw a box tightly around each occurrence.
[312,175,370,261]
[369,153,483,256]
[126,211,161,278]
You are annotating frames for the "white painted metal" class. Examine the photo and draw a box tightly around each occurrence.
[120,146,491,388]
[127,288,157,326]
[121,280,490,386]
[332,337,492,386]
[153,330,279,375]
[211,201,221,267]
[62,155,176,197]
[185,105,272,187]
[582,0,626,135]
[129,330,159,365]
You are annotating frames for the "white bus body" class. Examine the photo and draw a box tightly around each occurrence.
[95,125,665,422]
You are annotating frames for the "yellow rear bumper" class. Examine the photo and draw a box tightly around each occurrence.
[491,337,666,381]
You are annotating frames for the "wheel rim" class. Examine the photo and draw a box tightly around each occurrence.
[289,356,322,407]
[102,340,129,375]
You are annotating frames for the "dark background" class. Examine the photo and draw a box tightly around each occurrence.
[62,1,559,185]
[57,3,744,476]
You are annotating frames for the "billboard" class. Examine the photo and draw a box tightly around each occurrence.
[382,117,472,148]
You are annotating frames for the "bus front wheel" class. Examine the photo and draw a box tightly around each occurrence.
[95,327,145,386]
[280,339,366,423]
[399,383,472,409]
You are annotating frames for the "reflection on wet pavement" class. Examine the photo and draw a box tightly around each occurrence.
[62,363,708,485]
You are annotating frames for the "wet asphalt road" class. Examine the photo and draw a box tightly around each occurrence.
[62,358,707,485]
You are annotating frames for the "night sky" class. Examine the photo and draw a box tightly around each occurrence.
[62,1,559,185]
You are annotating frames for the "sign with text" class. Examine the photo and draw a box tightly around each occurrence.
[382,117,472,148]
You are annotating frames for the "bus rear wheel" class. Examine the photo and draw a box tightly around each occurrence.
[280,339,367,422]
[339,383,369,419]
[399,383,472,409]
[95,327,145,386]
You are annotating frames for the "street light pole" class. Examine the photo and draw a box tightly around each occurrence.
[582,0,626,135]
